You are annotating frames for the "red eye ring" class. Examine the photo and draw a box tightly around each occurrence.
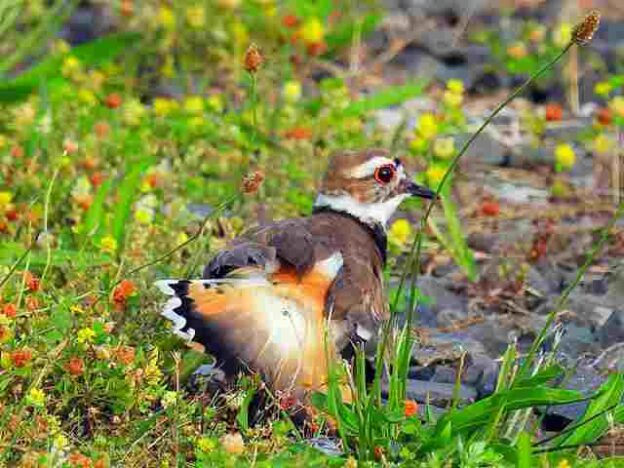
[374,164,395,184]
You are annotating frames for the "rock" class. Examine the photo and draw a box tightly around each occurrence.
[308,437,343,457]
[402,380,477,407]
[539,364,605,431]
[431,365,457,384]
[414,276,468,326]
[598,310,624,348]
[462,354,499,399]
[409,366,434,380]
[592,343,624,372]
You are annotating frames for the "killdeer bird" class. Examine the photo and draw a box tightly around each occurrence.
[157,148,434,403]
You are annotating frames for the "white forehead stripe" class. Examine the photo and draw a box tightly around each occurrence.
[346,157,395,179]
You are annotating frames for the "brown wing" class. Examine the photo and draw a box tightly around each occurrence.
[203,218,321,279]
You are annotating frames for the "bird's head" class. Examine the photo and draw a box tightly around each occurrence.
[314,149,435,227]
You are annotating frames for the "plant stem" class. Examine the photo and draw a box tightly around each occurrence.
[518,201,623,378]
[392,42,574,325]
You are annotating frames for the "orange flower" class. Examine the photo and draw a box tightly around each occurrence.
[25,296,40,311]
[5,208,18,222]
[11,349,33,368]
[10,145,24,158]
[104,93,122,109]
[24,271,40,292]
[306,41,327,57]
[3,303,17,318]
[283,126,312,140]
[404,399,419,417]
[115,346,135,365]
[545,103,563,122]
[66,357,84,376]
[94,121,111,139]
[282,14,300,28]
[113,279,136,307]
[63,138,79,155]
[68,452,91,468]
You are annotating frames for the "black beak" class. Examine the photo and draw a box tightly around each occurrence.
[401,179,436,200]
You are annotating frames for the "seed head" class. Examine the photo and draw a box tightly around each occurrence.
[244,43,263,74]
[241,170,264,194]
[572,10,600,46]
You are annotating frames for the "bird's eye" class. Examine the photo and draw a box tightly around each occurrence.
[374,164,395,184]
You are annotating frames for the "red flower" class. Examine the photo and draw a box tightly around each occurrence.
[278,394,297,411]
[545,103,563,122]
[5,208,19,222]
[3,303,17,318]
[374,446,384,460]
[283,126,313,140]
[480,200,500,217]
[282,14,300,28]
[404,399,419,417]
[104,93,122,109]
[90,172,105,188]
[596,107,612,126]
[11,349,33,368]
[306,41,327,57]
[66,357,84,376]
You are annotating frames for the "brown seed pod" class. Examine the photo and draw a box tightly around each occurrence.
[572,10,600,46]
[244,43,263,73]
[241,170,265,194]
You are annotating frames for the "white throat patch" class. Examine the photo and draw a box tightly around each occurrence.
[314,193,409,227]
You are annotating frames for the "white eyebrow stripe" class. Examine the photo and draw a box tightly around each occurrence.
[346,157,395,178]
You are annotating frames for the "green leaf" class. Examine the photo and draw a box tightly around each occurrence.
[552,373,624,448]
[111,158,154,252]
[0,242,112,268]
[435,387,584,438]
[338,80,428,118]
[516,432,532,468]
[236,386,257,432]
[513,365,564,389]
[82,179,113,241]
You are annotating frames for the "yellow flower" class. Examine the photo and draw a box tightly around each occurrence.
[220,432,245,455]
[100,236,118,254]
[433,137,456,160]
[77,327,96,344]
[61,56,82,79]
[409,137,428,154]
[593,134,614,154]
[0,134,7,149]
[27,387,46,407]
[78,89,97,106]
[207,94,224,113]
[176,232,189,245]
[134,208,154,225]
[389,219,413,247]
[610,96,624,118]
[299,18,324,44]
[416,113,438,140]
[0,192,13,210]
[123,99,146,127]
[443,90,463,107]
[426,165,446,189]
[53,433,68,451]
[594,81,612,98]
[70,305,84,315]
[186,5,205,28]
[446,79,464,95]
[158,6,176,30]
[183,96,204,115]
[283,81,302,103]
[553,22,573,47]
[556,459,571,468]
[161,391,177,409]
[153,97,178,117]
[554,143,576,171]
[53,39,70,54]
[197,436,217,453]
